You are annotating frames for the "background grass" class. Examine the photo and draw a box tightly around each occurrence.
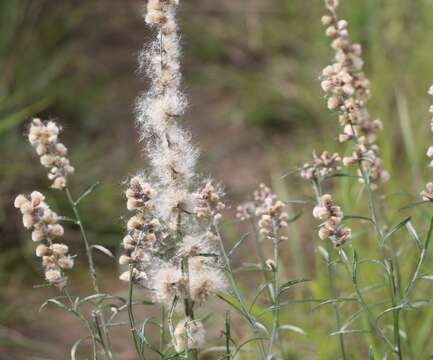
[2,0,433,358]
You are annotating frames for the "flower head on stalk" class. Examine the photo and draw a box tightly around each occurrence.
[300,150,342,181]
[237,184,289,242]
[313,194,351,248]
[14,191,73,288]
[320,0,389,187]
[119,2,226,343]
[420,86,433,201]
[28,119,74,189]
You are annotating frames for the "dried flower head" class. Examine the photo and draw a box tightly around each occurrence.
[238,184,289,242]
[174,318,205,352]
[313,194,351,248]
[28,119,74,189]
[320,1,388,187]
[189,267,226,305]
[300,151,342,181]
[14,191,72,287]
[152,265,186,303]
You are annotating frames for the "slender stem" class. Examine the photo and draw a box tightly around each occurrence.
[65,186,112,359]
[176,211,198,360]
[358,166,402,358]
[268,235,281,358]
[65,187,99,293]
[64,288,98,360]
[312,180,347,359]
[213,221,267,359]
[250,219,273,301]
[327,241,346,359]
[225,312,231,359]
[159,304,165,359]
[127,266,145,360]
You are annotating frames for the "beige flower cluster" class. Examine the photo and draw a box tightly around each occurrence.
[14,191,72,287]
[420,86,433,201]
[174,318,205,352]
[300,151,341,181]
[193,181,225,222]
[120,4,227,350]
[119,175,159,282]
[237,184,289,242]
[313,194,351,248]
[320,0,388,187]
[28,119,74,189]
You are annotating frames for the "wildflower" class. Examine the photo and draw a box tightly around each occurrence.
[421,183,433,202]
[120,0,226,336]
[266,259,276,272]
[152,265,186,303]
[119,268,147,283]
[193,181,225,222]
[320,0,388,187]
[28,119,74,189]
[120,176,161,283]
[313,194,351,248]
[14,192,72,287]
[300,151,341,181]
[189,268,226,305]
[174,319,205,352]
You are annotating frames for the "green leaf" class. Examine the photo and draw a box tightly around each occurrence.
[91,245,115,259]
[279,324,306,335]
[405,221,422,250]
[228,233,249,258]
[71,336,91,360]
[278,278,311,297]
[381,217,411,246]
[39,297,68,312]
[217,293,272,326]
[75,181,101,205]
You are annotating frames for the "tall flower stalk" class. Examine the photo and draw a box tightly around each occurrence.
[119,1,227,358]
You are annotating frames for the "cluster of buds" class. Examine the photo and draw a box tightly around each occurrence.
[300,151,341,181]
[193,181,225,222]
[320,0,388,187]
[313,194,351,248]
[14,191,72,287]
[119,176,160,282]
[237,184,289,242]
[174,318,205,352]
[145,0,179,25]
[420,86,433,201]
[28,119,74,189]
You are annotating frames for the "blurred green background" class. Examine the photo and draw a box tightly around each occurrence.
[2,0,433,358]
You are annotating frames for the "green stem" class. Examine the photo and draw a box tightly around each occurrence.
[268,235,281,358]
[159,304,165,359]
[64,288,98,360]
[65,187,99,293]
[312,181,346,360]
[213,222,267,359]
[65,186,113,359]
[127,266,145,360]
[358,166,402,358]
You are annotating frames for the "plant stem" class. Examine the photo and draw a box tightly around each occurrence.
[159,304,165,359]
[312,180,347,359]
[127,266,145,360]
[268,235,282,358]
[358,166,402,358]
[64,288,98,360]
[65,186,113,359]
[213,221,267,359]
[65,187,99,293]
